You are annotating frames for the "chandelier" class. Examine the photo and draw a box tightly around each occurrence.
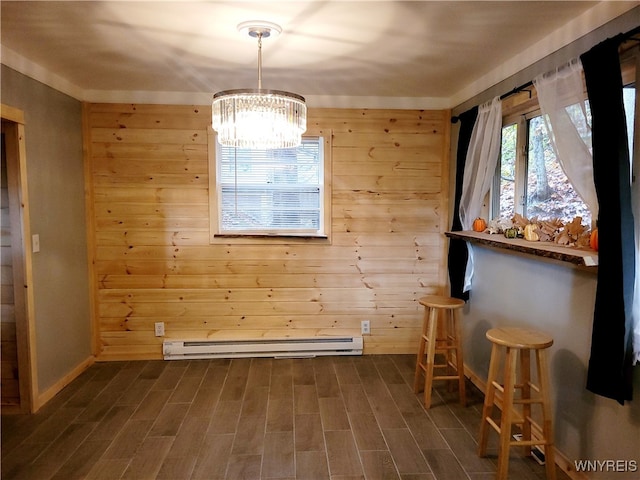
[212,21,307,150]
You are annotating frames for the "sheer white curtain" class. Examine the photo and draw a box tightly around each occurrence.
[459,96,502,292]
[533,58,599,222]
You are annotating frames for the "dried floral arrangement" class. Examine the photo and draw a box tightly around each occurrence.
[482,214,593,249]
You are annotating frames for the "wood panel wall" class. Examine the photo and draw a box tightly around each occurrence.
[84,104,451,360]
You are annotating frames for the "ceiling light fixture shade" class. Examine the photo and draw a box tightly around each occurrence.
[212,22,307,149]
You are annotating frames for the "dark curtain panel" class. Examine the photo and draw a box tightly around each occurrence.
[581,36,636,404]
[447,107,478,301]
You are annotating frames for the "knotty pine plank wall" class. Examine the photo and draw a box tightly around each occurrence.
[84,104,451,360]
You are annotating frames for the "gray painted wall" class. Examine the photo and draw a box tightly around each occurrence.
[1,65,92,393]
[464,249,640,477]
[450,8,640,478]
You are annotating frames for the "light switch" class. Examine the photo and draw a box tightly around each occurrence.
[32,234,40,253]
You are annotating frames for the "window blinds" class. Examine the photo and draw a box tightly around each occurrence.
[217,138,323,235]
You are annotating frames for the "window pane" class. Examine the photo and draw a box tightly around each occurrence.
[624,86,635,166]
[217,138,323,234]
[499,123,517,219]
[526,115,591,225]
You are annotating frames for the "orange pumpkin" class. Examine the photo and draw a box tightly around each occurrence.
[472,217,487,232]
[590,228,598,251]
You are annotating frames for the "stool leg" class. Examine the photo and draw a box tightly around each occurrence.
[413,307,429,394]
[453,310,466,407]
[478,343,501,457]
[520,348,532,457]
[497,347,518,480]
[537,349,557,480]
[422,307,439,408]
[445,313,454,393]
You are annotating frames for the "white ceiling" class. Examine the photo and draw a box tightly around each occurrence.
[1,1,637,109]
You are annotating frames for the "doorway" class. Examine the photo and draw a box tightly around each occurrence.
[1,105,35,413]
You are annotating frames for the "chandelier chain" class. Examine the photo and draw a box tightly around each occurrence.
[257,32,263,89]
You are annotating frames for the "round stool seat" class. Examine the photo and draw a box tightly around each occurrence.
[419,295,465,310]
[486,327,553,350]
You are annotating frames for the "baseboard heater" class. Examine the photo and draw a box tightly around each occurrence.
[163,336,363,360]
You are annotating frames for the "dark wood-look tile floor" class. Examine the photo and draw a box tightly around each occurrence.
[1,355,571,479]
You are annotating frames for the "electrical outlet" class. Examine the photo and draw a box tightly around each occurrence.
[154,322,165,337]
[361,320,371,335]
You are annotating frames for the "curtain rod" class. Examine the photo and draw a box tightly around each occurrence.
[621,24,640,41]
[451,25,640,125]
[499,80,534,101]
[450,80,533,124]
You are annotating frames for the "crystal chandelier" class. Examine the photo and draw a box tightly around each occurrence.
[212,21,307,150]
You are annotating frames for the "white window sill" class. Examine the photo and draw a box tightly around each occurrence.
[446,231,598,268]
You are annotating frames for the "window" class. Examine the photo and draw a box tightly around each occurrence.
[209,132,331,240]
[457,45,639,272]
[496,122,518,220]
[494,52,639,234]
[494,107,592,227]
[623,86,636,163]
[621,42,638,181]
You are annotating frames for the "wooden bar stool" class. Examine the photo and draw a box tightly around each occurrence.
[478,327,556,480]
[413,295,466,409]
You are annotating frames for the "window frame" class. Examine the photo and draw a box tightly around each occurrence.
[208,127,332,244]
[492,112,531,220]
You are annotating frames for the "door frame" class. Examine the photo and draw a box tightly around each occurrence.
[2,103,37,413]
